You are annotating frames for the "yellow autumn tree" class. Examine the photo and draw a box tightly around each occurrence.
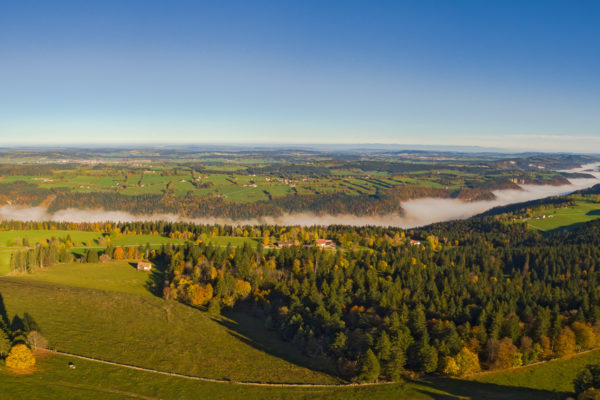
[455,347,481,375]
[571,322,596,351]
[126,246,136,259]
[555,326,577,357]
[442,347,480,376]
[441,356,460,376]
[190,283,213,306]
[113,247,125,260]
[235,280,252,300]
[5,344,35,370]
[488,338,522,369]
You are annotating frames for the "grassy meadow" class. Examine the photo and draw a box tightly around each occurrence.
[207,236,260,248]
[0,346,583,399]
[0,263,338,384]
[0,229,102,247]
[13,261,152,296]
[526,198,600,231]
[473,349,600,393]
[0,229,190,275]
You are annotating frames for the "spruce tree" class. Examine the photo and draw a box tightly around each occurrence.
[357,348,380,383]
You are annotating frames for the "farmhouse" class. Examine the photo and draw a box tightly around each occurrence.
[137,261,152,271]
[315,239,335,249]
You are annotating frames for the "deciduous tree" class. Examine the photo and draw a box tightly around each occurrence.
[5,344,35,370]
[555,327,576,357]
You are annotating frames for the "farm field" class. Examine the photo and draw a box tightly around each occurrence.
[526,198,600,231]
[0,253,11,275]
[0,346,585,399]
[0,229,102,247]
[0,266,339,384]
[1,151,593,220]
[109,234,187,247]
[13,261,154,296]
[0,229,191,275]
[207,235,260,248]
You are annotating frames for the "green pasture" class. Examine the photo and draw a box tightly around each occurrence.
[207,236,260,248]
[0,229,257,276]
[473,349,600,394]
[0,230,101,247]
[0,274,337,384]
[0,230,191,276]
[14,261,152,296]
[218,185,269,203]
[0,252,11,275]
[109,234,187,247]
[0,349,572,400]
[140,172,167,185]
[0,230,187,249]
[527,199,600,231]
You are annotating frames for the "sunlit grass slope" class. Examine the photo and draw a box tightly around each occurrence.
[0,269,338,384]
[14,262,152,296]
[473,349,600,393]
[527,199,600,231]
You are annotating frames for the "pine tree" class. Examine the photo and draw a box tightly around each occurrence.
[375,331,392,362]
[357,348,380,383]
[384,347,406,381]
[0,328,10,358]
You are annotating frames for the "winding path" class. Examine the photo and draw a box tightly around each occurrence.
[44,349,391,388]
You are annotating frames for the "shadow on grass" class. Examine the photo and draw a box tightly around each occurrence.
[126,261,166,298]
[542,210,600,235]
[545,220,593,235]
[212,305,342,383]
[416,377,568,400]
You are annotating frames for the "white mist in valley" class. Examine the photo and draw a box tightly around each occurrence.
[0,163,598,228]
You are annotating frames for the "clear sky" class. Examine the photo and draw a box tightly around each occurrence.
[1,0,599,152]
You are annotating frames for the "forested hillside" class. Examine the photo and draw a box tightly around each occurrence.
[4,206,599,383]
[156,217,600,381]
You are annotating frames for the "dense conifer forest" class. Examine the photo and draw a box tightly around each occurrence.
[157,218,600,381]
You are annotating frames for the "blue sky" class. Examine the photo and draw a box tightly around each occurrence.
[0,0,599,152]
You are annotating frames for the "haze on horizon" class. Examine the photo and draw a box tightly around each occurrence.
[1,1,599,152]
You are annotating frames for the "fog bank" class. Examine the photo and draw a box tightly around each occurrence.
[1,163,598,228]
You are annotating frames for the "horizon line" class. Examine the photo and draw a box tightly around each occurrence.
[0,142,599,156]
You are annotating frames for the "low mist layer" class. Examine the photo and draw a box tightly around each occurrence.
[1,164,598,228]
